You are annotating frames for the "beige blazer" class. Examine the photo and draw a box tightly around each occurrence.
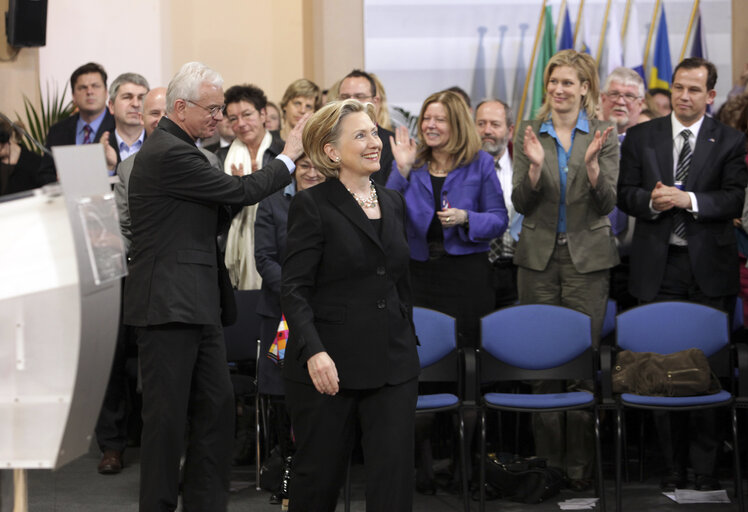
[511,117,620,274]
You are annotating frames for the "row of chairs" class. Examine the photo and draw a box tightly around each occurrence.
[224,291,746,512]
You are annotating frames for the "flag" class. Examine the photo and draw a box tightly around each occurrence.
[648,4,672,90]
[690,9,707,58]
[492,26,508,102]
[471,26,488,107]
[605,8,623,77]
[530,5,556,118]
[511,23,530,117]
[558,5,574,51]
[578,9,593,55]
[623,1,645,81]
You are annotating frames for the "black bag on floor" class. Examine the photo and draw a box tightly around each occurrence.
[484,453,565,503]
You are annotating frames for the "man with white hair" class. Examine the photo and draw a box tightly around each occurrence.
[123,62,306,511]
[600,67,645,139]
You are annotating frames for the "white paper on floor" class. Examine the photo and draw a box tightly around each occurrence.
[558,497,599,510]
[662,489,730,503]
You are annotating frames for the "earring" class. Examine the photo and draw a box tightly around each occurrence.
[335,157,340,162]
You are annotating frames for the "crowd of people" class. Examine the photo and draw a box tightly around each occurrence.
[3,50,748,512]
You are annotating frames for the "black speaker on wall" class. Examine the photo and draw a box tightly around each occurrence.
[6,0,48,47]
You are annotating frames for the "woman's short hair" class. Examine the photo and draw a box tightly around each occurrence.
[302,99,377,179]
[224,84,267,112]
[415,90,481,168]
[280,79,322,113]
[166,62,223,115]
[536,49,599,120]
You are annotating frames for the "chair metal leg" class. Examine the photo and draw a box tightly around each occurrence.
[638,413,644,482]
[255,338,262,491]
[458,409,471,512]
[616,408,623,512]
[479,409,486,512]
[732,406,744,511]
[594,408,606,512]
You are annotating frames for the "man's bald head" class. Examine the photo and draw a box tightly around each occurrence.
[143,87,167,136]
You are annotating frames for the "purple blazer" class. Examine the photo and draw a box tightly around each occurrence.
[386,150,508,261]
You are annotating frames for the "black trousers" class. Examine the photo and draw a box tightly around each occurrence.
[136,323,235,512]
[285,377,418,512]
[95,320,131,452]
[649,246,734,477]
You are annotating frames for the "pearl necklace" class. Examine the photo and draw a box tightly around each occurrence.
[346,180,378,208]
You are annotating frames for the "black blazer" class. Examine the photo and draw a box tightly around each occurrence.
[255,187,292,319]
[37,110,115,184]
[1,146,43,196]
[123,116,291,328]
[618,115,748,300]
[280,179,420,389]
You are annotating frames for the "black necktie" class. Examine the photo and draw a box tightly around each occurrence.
[673,129,692,239]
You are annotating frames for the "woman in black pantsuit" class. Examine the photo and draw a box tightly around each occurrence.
[281,99,420,511]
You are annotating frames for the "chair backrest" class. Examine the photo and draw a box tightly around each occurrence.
[481,305,592,369]
[414,307,457,369]
[616,301,728,357]
[601,299,617,340]
[224,289,262,362]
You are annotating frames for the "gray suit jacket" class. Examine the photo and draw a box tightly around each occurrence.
[512,117,619,273]
[114,147,221,253]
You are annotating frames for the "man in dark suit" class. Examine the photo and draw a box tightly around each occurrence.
[618,57,748,491]
[123,62,306,512]
[337,69,395,185]
[100,72,150,174]
[38,62,115,184]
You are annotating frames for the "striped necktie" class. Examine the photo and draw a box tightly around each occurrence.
[82,124,94,144]
[673,129,692,239]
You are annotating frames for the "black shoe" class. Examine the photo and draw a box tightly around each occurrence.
[660,469,688,491]
[694,474,721,491]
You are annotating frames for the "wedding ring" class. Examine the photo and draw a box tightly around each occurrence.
[447,216,451,222]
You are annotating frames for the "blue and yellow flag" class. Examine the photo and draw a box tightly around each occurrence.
[649,5,672,90]
[530,5,556,118]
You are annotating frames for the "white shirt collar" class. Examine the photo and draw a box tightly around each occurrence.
[671,112,704,143]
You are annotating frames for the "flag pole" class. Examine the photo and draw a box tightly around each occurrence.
[596,0,613,65]
[556,0,567,39]
[643,0,660,76]
[679,0,700,62]
[519,0,548,121]
[621,0,632,40]
[573,0,585,49]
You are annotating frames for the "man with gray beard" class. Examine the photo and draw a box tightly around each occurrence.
[475,99,517,308]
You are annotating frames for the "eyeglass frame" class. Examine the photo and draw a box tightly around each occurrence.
[185,99,226,118]
[603,90,642,103]
[339,93,374,102]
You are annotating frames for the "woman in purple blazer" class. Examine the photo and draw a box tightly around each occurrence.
[387,90,507,348]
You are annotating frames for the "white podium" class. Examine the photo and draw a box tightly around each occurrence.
[0,145,125,509]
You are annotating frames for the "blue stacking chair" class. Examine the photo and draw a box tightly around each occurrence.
[478,305,604,512]
[343,307,472,512]
[601,301,743,512]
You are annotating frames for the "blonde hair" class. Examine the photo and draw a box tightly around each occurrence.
[536,50,599,120]
[302,99,378,179]
[280,78,322,114]
[415,90,481,168]
[370,73,393,131]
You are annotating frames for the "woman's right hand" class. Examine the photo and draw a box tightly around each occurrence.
[390,125,417,178]
[523,125,544,188]
[307,351,339,395]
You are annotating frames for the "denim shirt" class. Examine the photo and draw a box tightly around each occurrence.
[538,111,589,233]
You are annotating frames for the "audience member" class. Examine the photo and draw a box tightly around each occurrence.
[369,73,393,131]
[216,84,285,290]
[279,78,322,141]
[101,73,149,174]
[618,57,747,491]
[513,49,618,490]
[475,98,518,308]
[445,86,472,111]
[281,99,420,511]
[0,117,42,196]
[338,69,395,185]
[649,87,672,116]
[122,61,306,511]
[265,101,282,132]
[204,116,236,153]
[38,62,115,184]
[254,152,325,505]
[601,67,644,138]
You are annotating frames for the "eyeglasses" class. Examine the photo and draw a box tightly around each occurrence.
[605,91,641,103]
[339,94,374,101]
[186,99,225,118]
[227,109,259,124]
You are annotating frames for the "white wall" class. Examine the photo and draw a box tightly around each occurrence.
[38,0,168,100]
